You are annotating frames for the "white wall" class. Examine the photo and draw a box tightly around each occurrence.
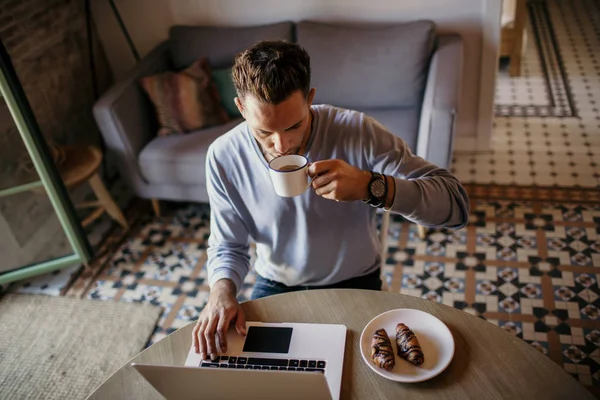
[92,0,501,151]
[91,0,174,76]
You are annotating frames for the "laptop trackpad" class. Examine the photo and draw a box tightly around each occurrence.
[243,326,293,354]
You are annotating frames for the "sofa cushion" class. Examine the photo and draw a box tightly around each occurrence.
[359,108,420,152]
[139,57,230,137]
[139,118,244,185]
[296,20,436,109]
[169,22,294,70]
[211,67,242,118]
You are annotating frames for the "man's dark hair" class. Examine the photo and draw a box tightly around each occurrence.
[232,40,311,104]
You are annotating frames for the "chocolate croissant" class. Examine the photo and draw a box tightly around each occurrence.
[371,329,395,370]
[395,323,424,366]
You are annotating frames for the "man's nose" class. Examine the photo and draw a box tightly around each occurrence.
[272,133,289,154]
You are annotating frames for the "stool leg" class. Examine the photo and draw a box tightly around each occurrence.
[417,225,427,240]
[88,173,129,230]
[151,199,161,217]
[509,0,527,77]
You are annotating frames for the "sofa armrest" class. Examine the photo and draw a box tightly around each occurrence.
[93,41,172,188]
[416,34,464,170]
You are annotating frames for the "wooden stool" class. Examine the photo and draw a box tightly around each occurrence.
[58,145,128,230]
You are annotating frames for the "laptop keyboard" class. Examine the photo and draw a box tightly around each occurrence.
[200,356,326,373]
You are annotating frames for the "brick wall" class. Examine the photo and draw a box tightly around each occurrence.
[0,0,113,159]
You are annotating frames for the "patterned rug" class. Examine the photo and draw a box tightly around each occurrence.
[64,184,600,397]
[0,293,161,400]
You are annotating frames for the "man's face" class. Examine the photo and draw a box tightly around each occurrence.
[235,89,316,159]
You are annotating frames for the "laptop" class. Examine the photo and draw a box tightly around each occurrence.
[132,321,347,400]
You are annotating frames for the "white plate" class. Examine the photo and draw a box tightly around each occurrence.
[359,308,455,383]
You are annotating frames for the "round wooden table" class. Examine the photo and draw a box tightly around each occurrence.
[87,290,594,400]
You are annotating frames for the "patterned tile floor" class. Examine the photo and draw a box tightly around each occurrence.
[58,186,600,397]
[0,177,135,296]
[452,0,600,188]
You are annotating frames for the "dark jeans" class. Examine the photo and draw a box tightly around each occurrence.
[250,268,382,300]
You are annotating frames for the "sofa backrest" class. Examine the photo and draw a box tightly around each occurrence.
[168,20,435,111]
[169,22,294,70]
[296,20,436,110]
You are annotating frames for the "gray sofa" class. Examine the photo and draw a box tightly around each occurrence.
[93,20,463,205]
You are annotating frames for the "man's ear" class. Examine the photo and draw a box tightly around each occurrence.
[234,97,245,118]
[306,88,316,106]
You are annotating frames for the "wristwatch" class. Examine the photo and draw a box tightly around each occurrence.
[363,171,387,208]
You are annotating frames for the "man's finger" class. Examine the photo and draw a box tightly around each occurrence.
[192,321,200,354]
[315,181,337,197]
[311,172,334,189]
[197,319,208,359]
[204,316,219,360]
[216,311,234,353]
[307,159,337,177]
[235,307,247,336]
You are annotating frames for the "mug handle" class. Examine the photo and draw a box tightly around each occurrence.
[304,168,315,192]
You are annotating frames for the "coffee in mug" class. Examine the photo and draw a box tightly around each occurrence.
[277,165,301,172]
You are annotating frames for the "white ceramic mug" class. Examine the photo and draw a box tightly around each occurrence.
[268,154,313,197]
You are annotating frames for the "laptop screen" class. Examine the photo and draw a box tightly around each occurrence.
[242,326,293,354]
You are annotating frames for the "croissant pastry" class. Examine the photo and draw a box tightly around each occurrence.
[371,329,395,370]
[395,323,424,366]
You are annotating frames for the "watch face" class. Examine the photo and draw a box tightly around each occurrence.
[370,180,386,198]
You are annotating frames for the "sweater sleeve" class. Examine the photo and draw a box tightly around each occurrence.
[205,145,251,293]
[362,115,470,229]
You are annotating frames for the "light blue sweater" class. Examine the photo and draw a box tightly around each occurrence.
[205,105,469,292]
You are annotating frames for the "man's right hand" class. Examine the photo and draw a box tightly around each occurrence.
[192,279,247,361]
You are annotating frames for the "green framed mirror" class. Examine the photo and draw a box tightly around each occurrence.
[0,40,93,284]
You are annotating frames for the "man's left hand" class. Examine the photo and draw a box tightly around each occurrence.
[307,159,371,202]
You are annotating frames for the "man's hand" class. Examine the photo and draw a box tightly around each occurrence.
[192,279,246,361]
[307,159,371,202]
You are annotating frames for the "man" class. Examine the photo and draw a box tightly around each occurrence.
[192,40,469,361]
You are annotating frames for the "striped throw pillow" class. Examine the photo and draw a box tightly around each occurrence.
[140,57,230,137]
